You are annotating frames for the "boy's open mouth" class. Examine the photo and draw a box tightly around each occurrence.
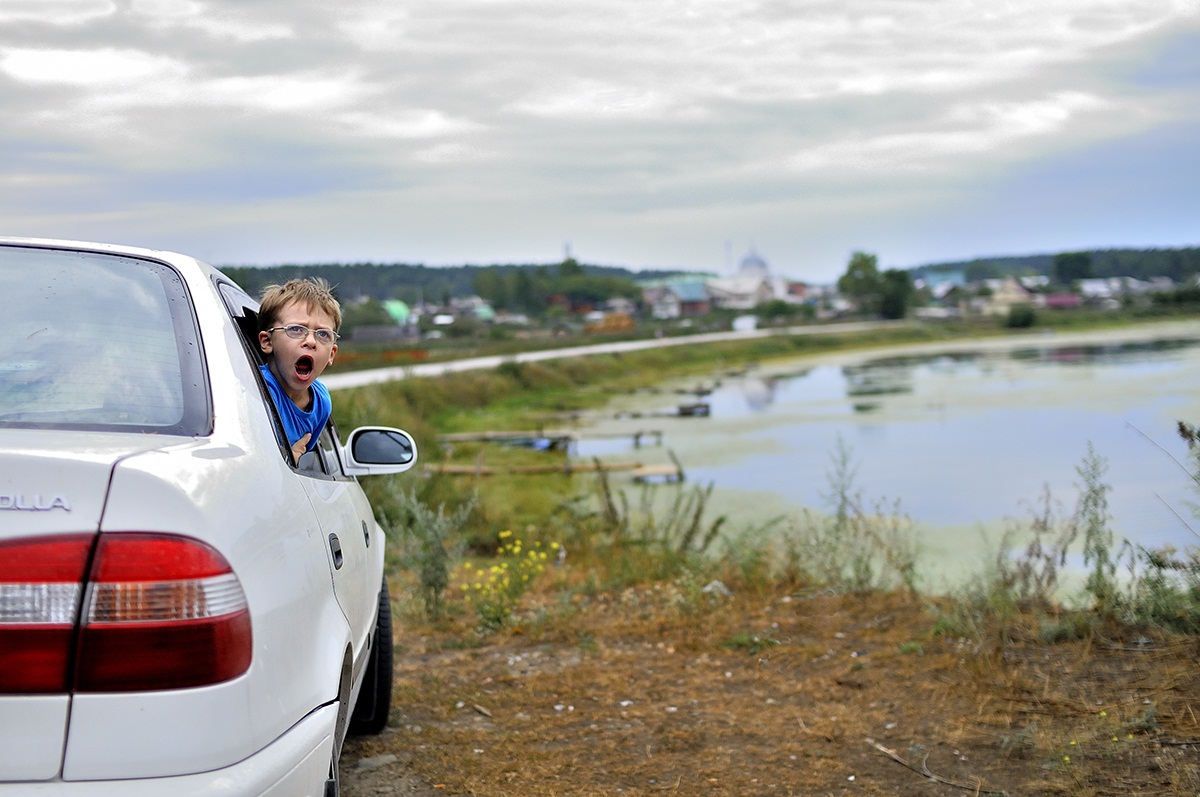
[295,355,314,379]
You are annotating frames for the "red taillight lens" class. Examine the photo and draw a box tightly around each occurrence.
[0,535,94,693]
[0,533,251,694]
[76,534,252,691]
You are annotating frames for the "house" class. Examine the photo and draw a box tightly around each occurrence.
[643,286,678,319]
[976,277,1033,316]
[449,295,496,322]
[604,296,638,315]
[1078,279,1115,300]
[644,281,711,319]
[1041,293,1083,310]
[706,275,774,310]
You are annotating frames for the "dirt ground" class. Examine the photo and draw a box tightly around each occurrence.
[340,588,1200,796]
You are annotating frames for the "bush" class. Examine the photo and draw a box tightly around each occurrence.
[373,481,473,619]
[1004,304,1037,328]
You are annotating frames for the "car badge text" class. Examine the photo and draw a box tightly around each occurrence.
[0,494,72,512]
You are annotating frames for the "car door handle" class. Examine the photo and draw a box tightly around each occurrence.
[328,533,344,570]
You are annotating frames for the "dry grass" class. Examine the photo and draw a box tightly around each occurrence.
[343,579,1200,796]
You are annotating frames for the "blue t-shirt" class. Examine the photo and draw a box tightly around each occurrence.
[259,364,331,454]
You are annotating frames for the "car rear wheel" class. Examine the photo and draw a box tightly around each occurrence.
[325,757,339,797]
[348,579,394,735]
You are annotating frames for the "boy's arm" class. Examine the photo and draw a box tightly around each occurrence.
[290,433,312,465]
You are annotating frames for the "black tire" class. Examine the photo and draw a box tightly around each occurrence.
[348,579,394,735]
[324,756,339,797]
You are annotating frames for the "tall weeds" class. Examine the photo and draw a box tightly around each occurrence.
[1077,443,1117,615]
[556,466,730,588]
[1108,424,1200,633]
[940,435,1200,646]
[780,436,919,594]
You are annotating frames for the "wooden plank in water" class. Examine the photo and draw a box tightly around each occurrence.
[439,430,578,443]
[631,464,685,483]
[424,461,644,476]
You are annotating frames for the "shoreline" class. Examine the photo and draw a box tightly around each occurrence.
[753,317,1200,374]
[325,317,1200,391]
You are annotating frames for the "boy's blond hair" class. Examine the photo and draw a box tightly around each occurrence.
[259,278,342,331]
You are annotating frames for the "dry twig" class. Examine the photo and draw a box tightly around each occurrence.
[866,738,1008,796]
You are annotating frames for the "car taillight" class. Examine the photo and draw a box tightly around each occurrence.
[0,534,252,694]
[0,535,94,693]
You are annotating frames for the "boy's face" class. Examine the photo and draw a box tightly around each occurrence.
[258,300,338,407]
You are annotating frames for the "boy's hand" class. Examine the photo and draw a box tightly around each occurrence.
[291,433,312,464]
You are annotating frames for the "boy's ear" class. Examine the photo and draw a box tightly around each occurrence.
[258,330,273,354]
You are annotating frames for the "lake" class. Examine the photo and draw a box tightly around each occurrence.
[576,321,1200,586]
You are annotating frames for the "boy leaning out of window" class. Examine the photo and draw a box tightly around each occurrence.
[257,278,341,464]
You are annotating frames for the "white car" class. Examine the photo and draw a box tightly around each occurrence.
[0,238,416,796]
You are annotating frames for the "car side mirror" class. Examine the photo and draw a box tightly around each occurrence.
[343,427,418,476]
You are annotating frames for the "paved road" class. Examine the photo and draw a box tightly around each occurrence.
[322,320,900,391]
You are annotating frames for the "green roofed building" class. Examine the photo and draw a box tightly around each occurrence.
[383,299,411,323]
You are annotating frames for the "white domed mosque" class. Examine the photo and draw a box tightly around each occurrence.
[706,247,786,310]
[737,249,771,279]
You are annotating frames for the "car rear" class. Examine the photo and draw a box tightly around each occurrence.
[0,240,359,795]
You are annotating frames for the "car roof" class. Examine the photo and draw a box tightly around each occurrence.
[0,236,223,281]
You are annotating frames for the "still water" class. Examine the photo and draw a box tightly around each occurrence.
[577,323,1200,584]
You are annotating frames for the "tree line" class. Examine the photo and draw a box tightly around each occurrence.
[911,246,1200,283]
[221,259,663,311]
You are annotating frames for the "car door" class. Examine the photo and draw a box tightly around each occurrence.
[300,424,377,669]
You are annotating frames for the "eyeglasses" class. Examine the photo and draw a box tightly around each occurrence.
[266,324,340,345]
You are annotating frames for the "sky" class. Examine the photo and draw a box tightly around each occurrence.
[1,0,1198,283]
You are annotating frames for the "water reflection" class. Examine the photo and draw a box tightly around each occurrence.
[842,364,915,409]
[582,331,1200,580]
[740,377,777,410]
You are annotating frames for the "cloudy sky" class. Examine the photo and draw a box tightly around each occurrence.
[2,0,1198,281]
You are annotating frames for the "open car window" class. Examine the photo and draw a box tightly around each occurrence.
[218,277,349,478]
[216,278,297,465]
[216,281,266,366]
[0,244,210,434]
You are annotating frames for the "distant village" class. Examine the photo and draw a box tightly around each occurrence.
[224,245,1200,342]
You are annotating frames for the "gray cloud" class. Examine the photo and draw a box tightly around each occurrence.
[0,0,1197,278]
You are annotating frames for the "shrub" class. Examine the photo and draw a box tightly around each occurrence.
[1004,304,1037,328]
[1118,544,1200,634]
[374,481,473,619]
